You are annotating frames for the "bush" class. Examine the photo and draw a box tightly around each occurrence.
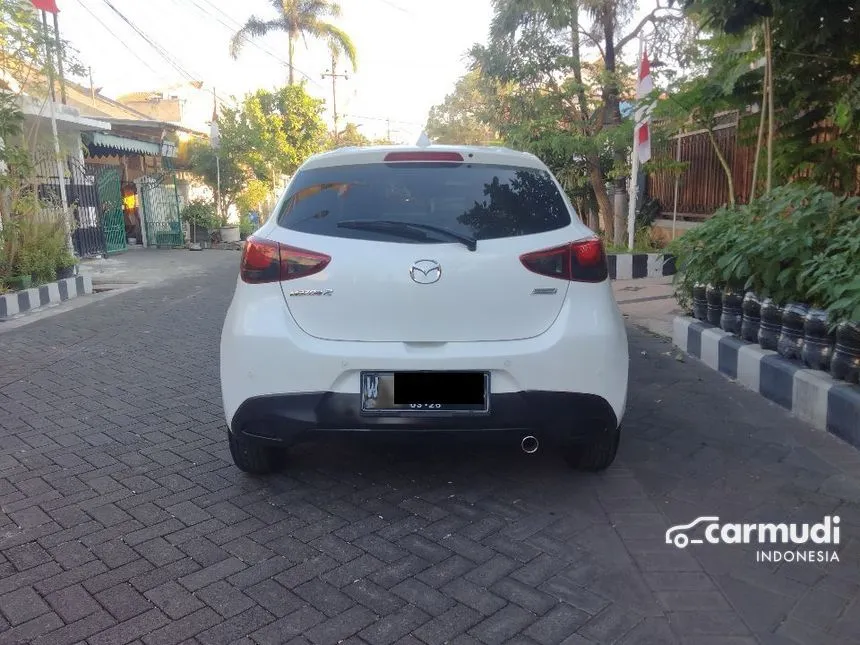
[669,183,860,322]
[180,199,217,230]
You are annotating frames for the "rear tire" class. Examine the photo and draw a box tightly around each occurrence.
[228,430,280,475]
[565,424,620,472]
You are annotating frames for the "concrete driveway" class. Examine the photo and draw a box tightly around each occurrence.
[0,251,858,645]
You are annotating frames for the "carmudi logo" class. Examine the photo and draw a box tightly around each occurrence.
[665,516,841,563]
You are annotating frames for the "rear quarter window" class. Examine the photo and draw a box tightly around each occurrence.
[276,162,572,242]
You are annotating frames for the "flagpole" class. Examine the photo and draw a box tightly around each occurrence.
[627,38,644,250]
[41,9,73,254]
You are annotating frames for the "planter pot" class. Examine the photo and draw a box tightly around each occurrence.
[692,283,707,321]
[720,288,743,335]
[758,299,783,351]
[219,226,240,243]
[4,274,32,291]
[831,321,860,384]
[56,266,77,280]
[777,303,808,360]
[802,309,836,372]
[741,292,762,343]
[127,237,137,245]
[706,284,723,326]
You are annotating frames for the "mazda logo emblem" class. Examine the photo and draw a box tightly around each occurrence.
[409,259,442,284]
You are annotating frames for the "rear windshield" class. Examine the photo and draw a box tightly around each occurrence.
[276,162,571,242]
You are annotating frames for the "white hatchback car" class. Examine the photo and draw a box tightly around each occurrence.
[220,144,629,474]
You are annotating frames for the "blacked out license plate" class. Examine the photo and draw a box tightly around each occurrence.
[360,371,489,414]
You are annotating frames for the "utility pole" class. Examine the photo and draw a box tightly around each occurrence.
[89,67,96,105]
[52,10,67,105]
[386,118,391,142]
[321,54,349,143]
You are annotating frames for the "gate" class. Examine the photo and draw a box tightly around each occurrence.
[139,172,183,247]
[92,165,127,254]
[33,151,126,257]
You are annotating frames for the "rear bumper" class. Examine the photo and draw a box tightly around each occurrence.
[230,390,618,446]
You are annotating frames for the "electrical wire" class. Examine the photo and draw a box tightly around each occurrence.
[95,0,232,105]
[344,114,424,126]
[179,0,325,89]
[77,0,168,80]
[100,0,202,85]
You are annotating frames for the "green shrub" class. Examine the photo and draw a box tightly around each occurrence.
[669,183,860,322]
[181,199,217,230]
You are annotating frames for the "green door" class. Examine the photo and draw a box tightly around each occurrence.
[95,166,127,255]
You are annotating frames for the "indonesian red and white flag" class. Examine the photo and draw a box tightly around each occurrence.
[30,0,59,13]
[634,49,653,163]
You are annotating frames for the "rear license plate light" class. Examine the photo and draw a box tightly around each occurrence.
[360,371,489,414]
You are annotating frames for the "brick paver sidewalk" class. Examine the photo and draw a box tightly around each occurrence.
[1,255,858,645]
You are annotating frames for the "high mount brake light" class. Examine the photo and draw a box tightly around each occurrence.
[519,238,608,283]
[240,236,331,284]
[383,151,464,162]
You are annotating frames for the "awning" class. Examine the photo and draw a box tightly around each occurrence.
[90,133,161,156]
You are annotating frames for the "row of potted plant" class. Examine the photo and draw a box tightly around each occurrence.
[669,184,860,385]
[0,214,79,293]
[690,284,859,383]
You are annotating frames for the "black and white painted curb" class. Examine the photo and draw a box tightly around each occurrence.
[608,253,676,280]
[0,275,93,321]
[674,316,860,450]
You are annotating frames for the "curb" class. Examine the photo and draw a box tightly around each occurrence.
[0,275,94,321]
[608,253,676,280]
[673,316,860,450]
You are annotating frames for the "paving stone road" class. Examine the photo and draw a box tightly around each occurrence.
[1,252,859,645]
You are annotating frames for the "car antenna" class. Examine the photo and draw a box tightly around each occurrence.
[416,132,432,147]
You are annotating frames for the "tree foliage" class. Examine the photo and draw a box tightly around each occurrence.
[425,70,504,146]
[467,0,688,242]
[230,0,356,86]
[673,0,860,193]
[219,84,327,182]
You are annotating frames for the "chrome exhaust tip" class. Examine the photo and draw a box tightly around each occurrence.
[521,435,539,454]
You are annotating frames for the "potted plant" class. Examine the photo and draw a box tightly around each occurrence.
[55,250,78,280]
[777,302,808,360]
[181,199,217,244]
[219,216,241,243]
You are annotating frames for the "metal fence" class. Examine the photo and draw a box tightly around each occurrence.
[31,149,126,257]
[647,114,860,220]
[138,172,183,248]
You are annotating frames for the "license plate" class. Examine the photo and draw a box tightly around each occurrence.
[360,371,489,414]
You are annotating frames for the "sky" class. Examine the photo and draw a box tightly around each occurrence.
[54,0,657,143]
[54,0,496,142]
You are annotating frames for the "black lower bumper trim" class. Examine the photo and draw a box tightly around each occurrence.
[230,391,618,446]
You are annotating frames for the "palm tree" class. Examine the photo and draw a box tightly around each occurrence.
[230,0,357,86]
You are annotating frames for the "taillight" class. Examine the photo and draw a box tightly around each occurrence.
[240,236,331,284]
[519,238,608,283]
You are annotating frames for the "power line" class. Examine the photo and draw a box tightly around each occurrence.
[77,0,167,80]
[100,0,201,84]
[368,0,413,14]
[178,0,325,89]
[344,114,424,126]
[94,0,232,106]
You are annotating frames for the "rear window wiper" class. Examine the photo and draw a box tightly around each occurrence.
[336,219,477,251]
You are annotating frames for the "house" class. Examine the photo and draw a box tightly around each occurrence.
[6,68,210,255]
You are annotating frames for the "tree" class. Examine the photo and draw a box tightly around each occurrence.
[653,29,764,206]
[323,122,370,149]
[219,84,328,183]
[472,0,689,244]
[186,139,248,223]
[674,0,860,194]
[425,70,504,145]
[229,0,357,86]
